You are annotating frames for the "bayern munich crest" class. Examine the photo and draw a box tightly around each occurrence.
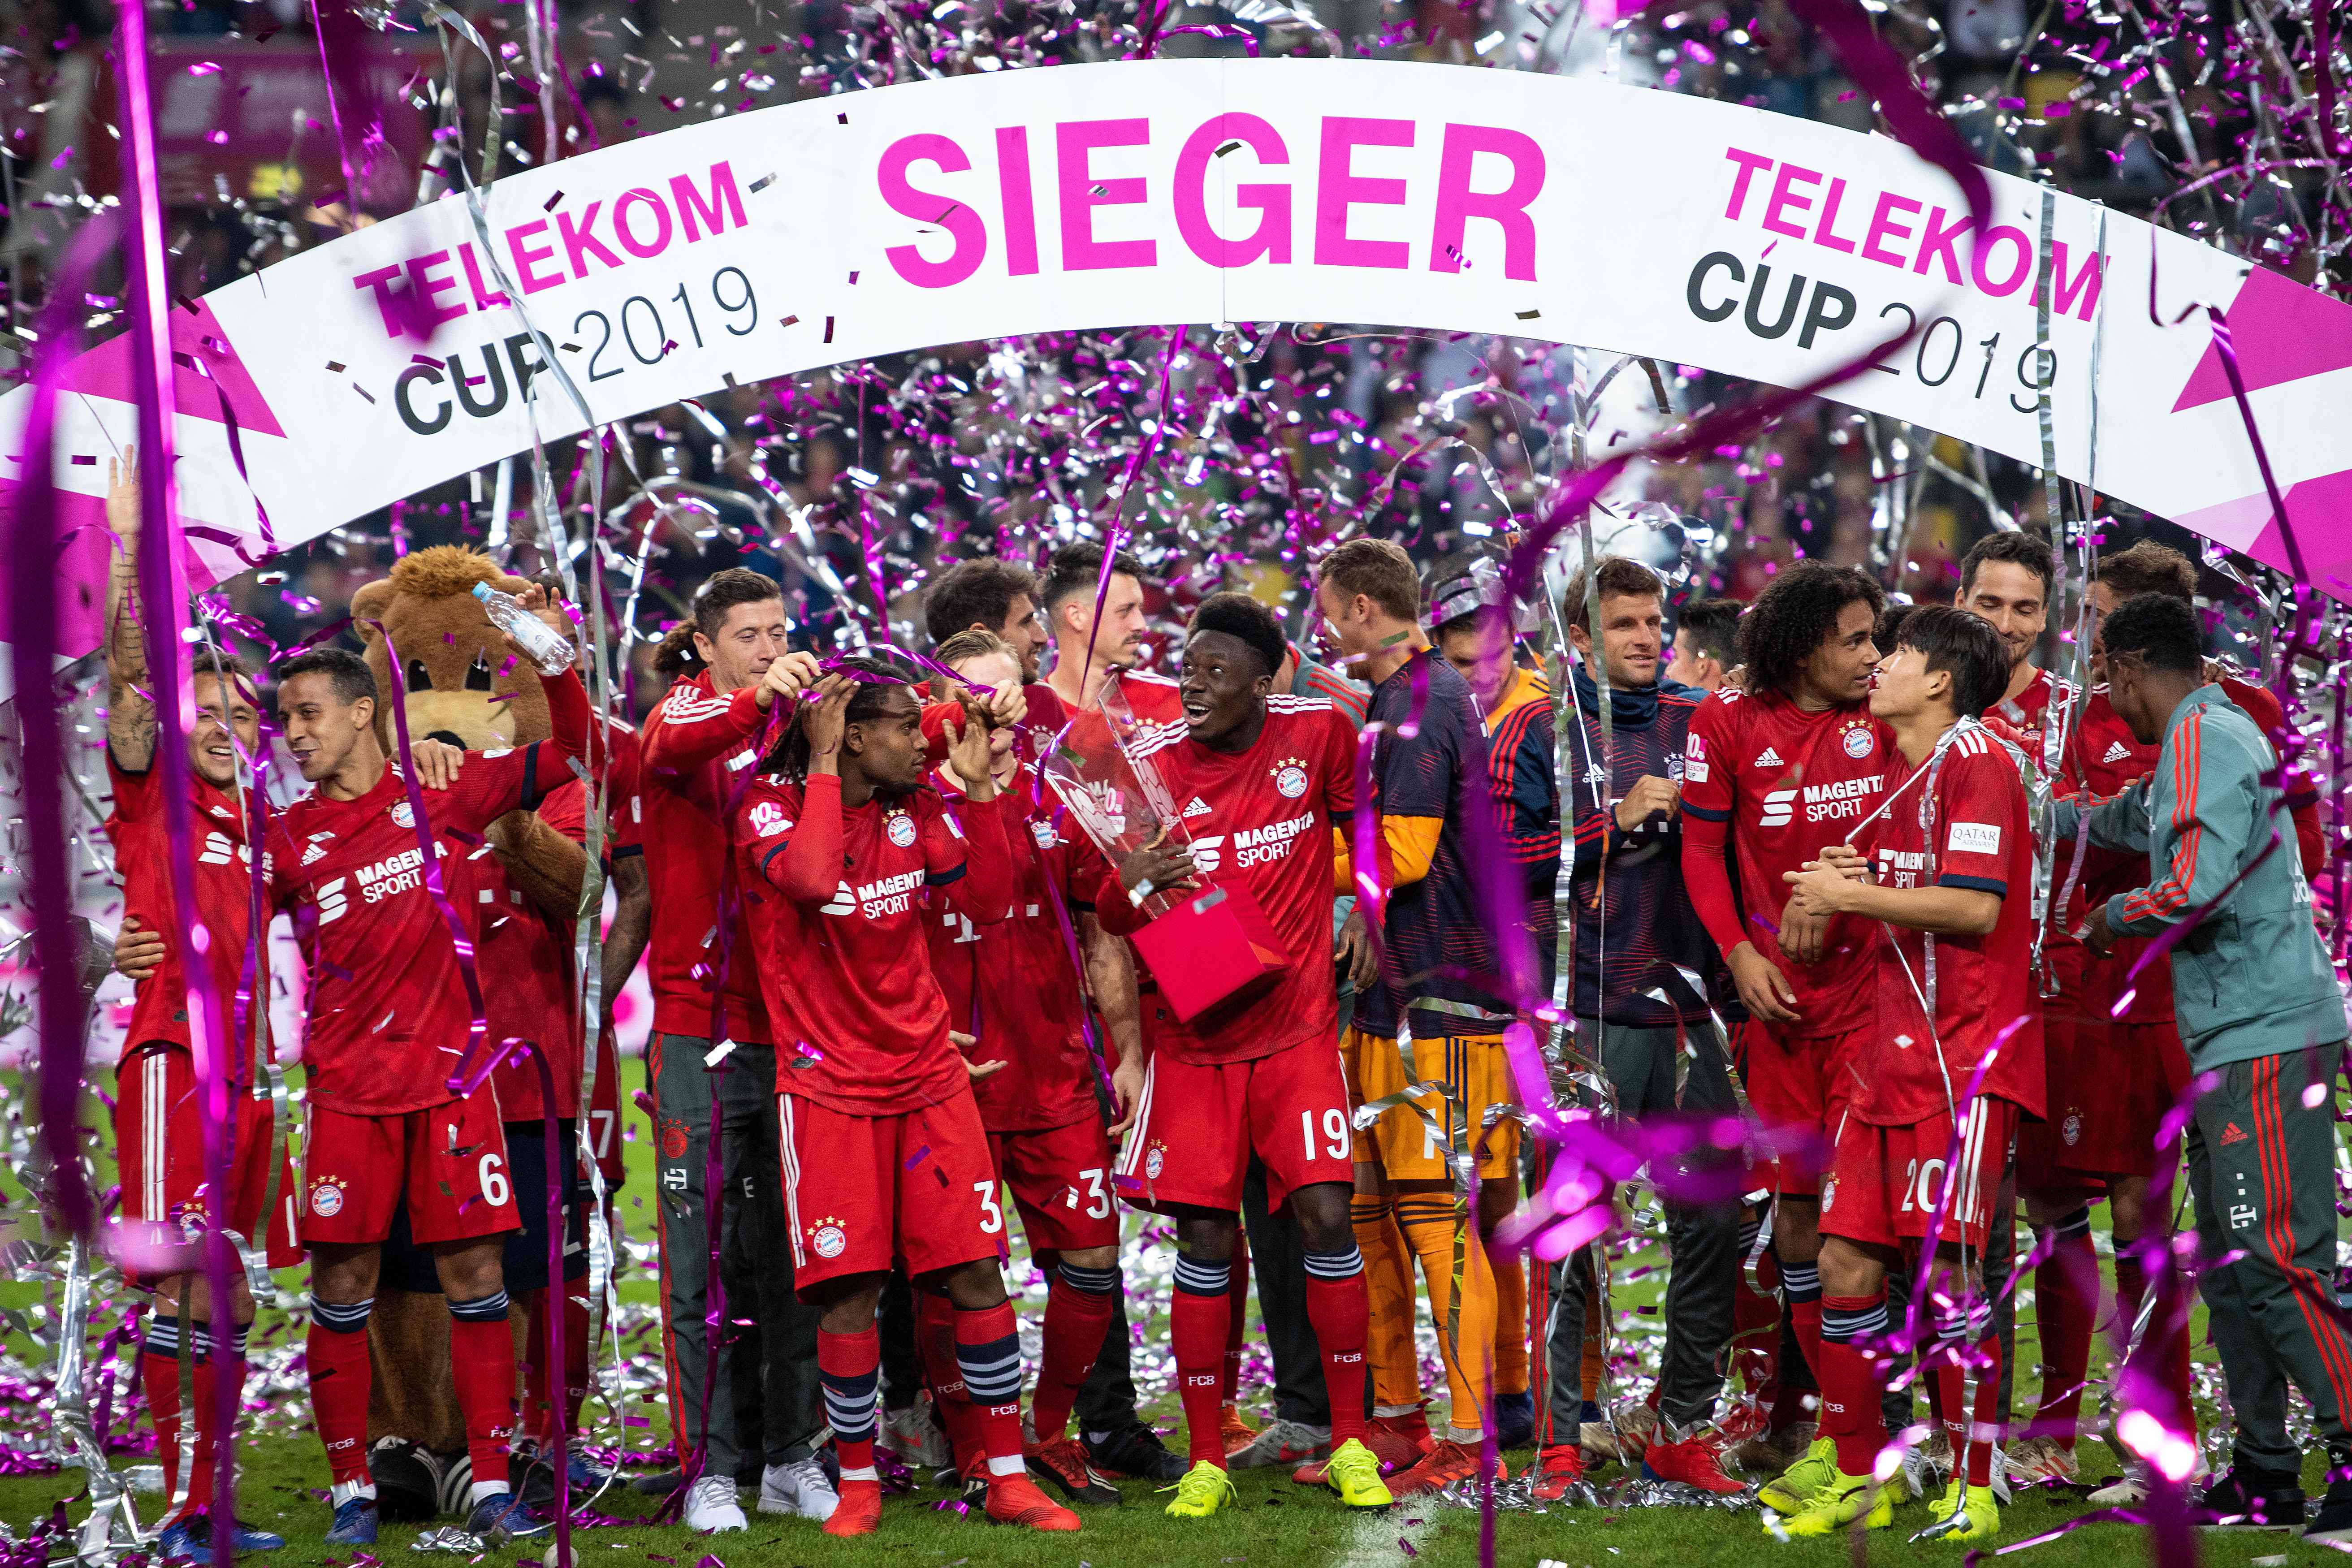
[2062,1112,2082,1146]
[1841,724,1875,759]
[1145,1143,1166,1179]
[887,813,918,848]
[389,800,415,828]
[813,1223,847,1259]
[309,1176,347,1217]
[1272,759,1310,799]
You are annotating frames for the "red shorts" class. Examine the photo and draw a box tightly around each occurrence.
[1114,1039,1353,1213]
[779,1089,998,1291]
[2046,1017,2191,1179]
[1738,1019,1865,1198]
[113,1045,301,1280]
[301,1092,519,1246]
[986,1117,1121,1254]
[1820,1097,2019,1253]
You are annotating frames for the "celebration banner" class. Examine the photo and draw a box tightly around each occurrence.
[8,55,2352,660]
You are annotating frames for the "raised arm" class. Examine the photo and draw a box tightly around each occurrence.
[104,451,158,772]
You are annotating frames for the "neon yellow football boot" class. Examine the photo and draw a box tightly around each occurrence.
[1912,1477,1999,1542]
[1163,1460,1237,1519]
[1768,1469,1895,1538]
[1757,1434,1838,1514]
[1323,1438,1394,1510]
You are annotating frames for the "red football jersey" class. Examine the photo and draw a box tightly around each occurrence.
[462,776,588,1123]
[1036,669,1186,775]
[269,742,571,1116]
[1856,723,2044,1124]
[639,672,779,1044]
[1681,687,1894,1037]
[1099,697,1357,1066]
[737,773,1016,1115]
[104,752,267,1073]
[1989,665,2079,756]
[927,763,1107,1134]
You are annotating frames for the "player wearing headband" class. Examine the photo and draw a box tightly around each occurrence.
[1098,592,1391,1519]
[1776,606,2039,1543]
[1427,559,1555,1464]
[101,453,299,1565]
[920,629,1136,1509]
[1679,560,1890,1512]
[736,658,1078,1540]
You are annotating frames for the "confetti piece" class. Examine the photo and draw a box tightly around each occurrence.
[69,454,95,465]
[543,190,565,211]
[780,314,799,328]
[1514,309,1540,320]
[748,173,775,194]
[325,360,345,373]
[824,316,835,343]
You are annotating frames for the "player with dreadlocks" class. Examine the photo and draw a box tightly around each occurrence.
[735,658,1079,1539]
[1678,560,1890,1509]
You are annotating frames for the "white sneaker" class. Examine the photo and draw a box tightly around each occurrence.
[682,1473,747,1533]
[2088,1449,2209,1508]
[879,1393,953,1470]
[757,1457,839,1522]
[1228,1417,1332,1470]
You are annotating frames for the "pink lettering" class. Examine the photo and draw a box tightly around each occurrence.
[557,203,624,278]
[506,220,565,295]
[353,264,406,337]
[1430,123,1543,280]
[1760,163,1821,240]
[2049,239,2102,320]
[458,243,509,311]
[1812,177,1859,255]
[402,250,467,329]
[1056,118,1156,271]
[878,133,987,289]
[1174,114,1291,268]
[996,126,1040,276]
[1861,192,1921,268]
[1971,224,2033,296]
[613,188,674,259]
[1316,117,1414,269]
[1912,206,1972,283]
[1722,147,1773,220]
[670,163,746,242]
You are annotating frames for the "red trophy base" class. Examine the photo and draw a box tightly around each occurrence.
[1131,883,1289,1022]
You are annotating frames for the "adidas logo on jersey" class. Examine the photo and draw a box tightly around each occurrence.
[2102,741,2132,763]
[2219,1121,2249,1146]
[1755,747,1785,767]
[1183,796,1212,818]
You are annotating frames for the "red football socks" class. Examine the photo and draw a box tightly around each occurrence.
[1225,1235,1251,1408]
[1303,1248,1372,1447]
[2114,1246,2196,1436]
[143,1317,221,1518]
[1817,1293,1888,1477]
[305,1314,376,1490]
[448,1300,517,1490]
[818,1326,882,1480]
[914,1290,985,1478]
[1172,1256,1232,1466]
[2031,1216,2097,1445]
[953,1300,1028,1475]
[1932,1335,2006,1488]
[1033,1264,1115,1444]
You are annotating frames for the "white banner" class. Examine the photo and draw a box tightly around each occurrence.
[9,56,2352,653]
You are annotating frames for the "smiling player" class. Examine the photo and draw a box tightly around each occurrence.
[1098,592,1391,1519]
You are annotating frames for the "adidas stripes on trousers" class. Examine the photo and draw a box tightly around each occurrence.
[2186,1044,2352,1473]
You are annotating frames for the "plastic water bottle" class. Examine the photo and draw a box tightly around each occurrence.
[471,582,576,676]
